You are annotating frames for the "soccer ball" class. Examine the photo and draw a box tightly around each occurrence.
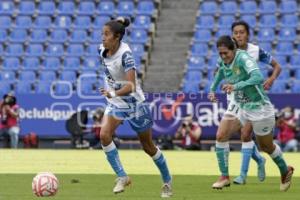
[32,172,59,197]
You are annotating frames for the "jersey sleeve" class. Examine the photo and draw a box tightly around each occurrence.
[258,47,272,65]
[121,51,136,72]
[239,53,259,74]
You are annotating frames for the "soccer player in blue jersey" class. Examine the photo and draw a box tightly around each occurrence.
[230,21,282,185]
[209,35,294,191]
[98,17,172,198]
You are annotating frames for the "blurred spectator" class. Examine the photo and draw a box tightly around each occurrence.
[85,107,104,149]
[175,115,202,150]
[275,106,299,152]
[0,93,20,148]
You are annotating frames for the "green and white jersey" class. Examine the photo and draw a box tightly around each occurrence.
[211,50,271,111]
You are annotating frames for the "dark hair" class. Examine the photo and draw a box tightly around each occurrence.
[231,20,250,35]
[216,35,237,50]
[105,17,130,41]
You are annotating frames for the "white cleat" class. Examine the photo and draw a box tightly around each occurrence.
[280,166,294,192]
[113,176,131,194]
[212,176,230,189]
[161,183,172,198]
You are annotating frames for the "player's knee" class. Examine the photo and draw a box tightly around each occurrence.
[240,133,252,142]
[99,130,113,145]
[141,142,156,156]
[259,144,273,154]
[216,132,227,142]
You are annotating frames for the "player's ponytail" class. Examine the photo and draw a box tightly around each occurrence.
[105,17,130,41]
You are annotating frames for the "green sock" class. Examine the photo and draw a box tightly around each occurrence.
[272,155,288,176]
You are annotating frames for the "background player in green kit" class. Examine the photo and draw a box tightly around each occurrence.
[208,35,294,192]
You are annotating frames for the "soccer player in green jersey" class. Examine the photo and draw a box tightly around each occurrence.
[208,35,294,191]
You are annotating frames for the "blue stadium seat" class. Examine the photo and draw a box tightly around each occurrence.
[30,29,47,43]
[66,44,84,57]
[6,44,23,57]
[78,1,96,15]
[193,30,212,42]
[290,55,300,68]
[210,44,218,56]
[26,44,44,57]
[270,80,285,93]
[187,56,205,70]
[207,56,218,68]
[63,57,80,70]
[83,57,100,69]
[278,28,296,42]
[196,15,214,30]
[79,81,97,95]
[50,29,68,43]
[279,0,297,14]
[220,1,238,14]
[34,16,52,29]
[218,15,235,29]
[133,55,142,71]
[9,29,27,43]
[294,69,300,79]
[39,71,57,81]
[46,44,64,57]
[215,29,231,38]
[54,16,72,29]
[273,55,287,66]
[98,1,115,16]
[116,1,135,16]
[133,15,152,30]
[280,14,298,28]
[70,30,87,43]
[183,82,200,93]
[89,30,102,43]
[240,15,256,28]
[136,1,155,16]
[19,1,35,15]
[0,83,11,95]
[240,1,257,14]
[0,16,11,29]
[257,28,275,42]
[73,16,92,29]
[130,29,148,44]
[199,1,217,15]
[0,44,3,54]
[259,1,277,14]
[130,43,145,58]
[15,16,32,29]
[35,81,52,94]
[93,16,110,29]
[79,72,98,82]
[276,42,293,56]
[16,81,33,94]
[54,83,73,95]
[277,69,290,80]
[185,71,202,82]
[0,30,8,43]
[43,58,61,70]
[23,57,40,70]
[57,1,75,15]
[0,1,14,15]
[19,71,36,81]
[0,71,16,82]
[259,42,272,53]
[85,44,99,56]
[38,1,56,15]
[191,43,209,56]
[259,15,277,28]
[291,81,300,93]
[60,71,77,82]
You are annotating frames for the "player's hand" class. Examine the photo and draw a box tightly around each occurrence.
[99,88,112,98]
[208,92,218,102]
[263,77,274,90]
[222,84,234,93]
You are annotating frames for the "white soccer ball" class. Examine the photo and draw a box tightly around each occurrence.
[32,172,59,197]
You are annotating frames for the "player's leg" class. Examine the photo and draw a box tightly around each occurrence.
[234,123,266,184]
[253,118,294,192]
[100,114,130,193]
[212,115,237,189]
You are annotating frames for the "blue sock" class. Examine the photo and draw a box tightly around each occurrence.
[216,142,230,176]
[152,148,171,183]
[252,144,264,164]
[240,148,252,177]
[102,142,127,177]
[270,144,288,176]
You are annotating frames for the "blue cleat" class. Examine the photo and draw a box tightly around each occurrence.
[257,157,266,182]
[233,175,246,185]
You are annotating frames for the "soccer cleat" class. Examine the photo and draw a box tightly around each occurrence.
[161,183,172,198]
[113,176,131,194]
[280,166,294,192]
[212,176,230,189]
[233,175,246,185]
[257,157,266,182]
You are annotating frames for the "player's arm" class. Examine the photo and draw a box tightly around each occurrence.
[208,68,224,102]
[115,69,136,96]
[259,48,281,90]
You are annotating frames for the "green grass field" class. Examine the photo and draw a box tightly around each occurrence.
[0,150,299,200]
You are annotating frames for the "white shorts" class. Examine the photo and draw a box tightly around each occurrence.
[239,103,276,136]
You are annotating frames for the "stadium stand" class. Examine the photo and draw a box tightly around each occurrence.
[0,0,161,94]
[182,0,300,93]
